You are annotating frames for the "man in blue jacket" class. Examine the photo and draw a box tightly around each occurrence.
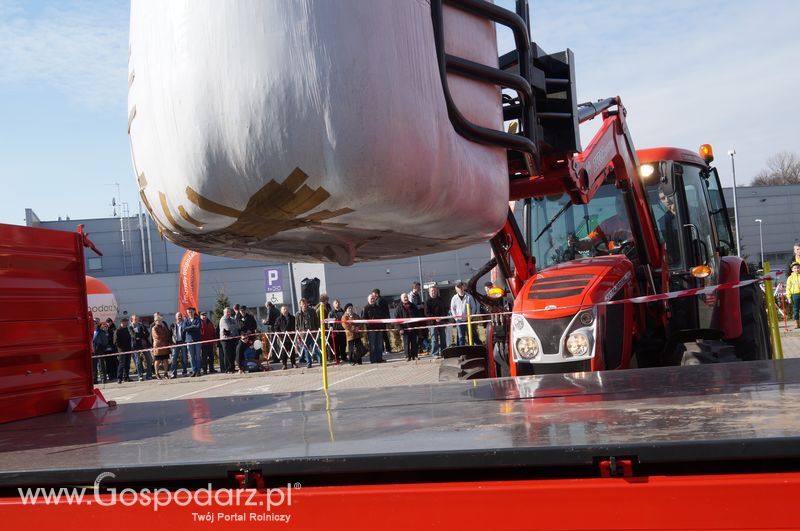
[183,307,203,377]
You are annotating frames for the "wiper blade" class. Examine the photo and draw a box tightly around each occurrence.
[534,201,571,242]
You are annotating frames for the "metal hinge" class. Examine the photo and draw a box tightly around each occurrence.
[597,456,635,478]
[233,468,265,489]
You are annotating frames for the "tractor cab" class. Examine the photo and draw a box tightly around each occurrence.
[633,146,763,366]
[637,146,735,284]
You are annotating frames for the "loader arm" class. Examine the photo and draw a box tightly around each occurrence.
[490,98,663,299]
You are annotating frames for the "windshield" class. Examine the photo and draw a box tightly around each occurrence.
[530,183,631,269]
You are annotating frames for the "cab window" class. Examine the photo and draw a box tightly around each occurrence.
[645,184,682,268]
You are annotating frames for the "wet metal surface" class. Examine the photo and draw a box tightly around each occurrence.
[1,360,799,486]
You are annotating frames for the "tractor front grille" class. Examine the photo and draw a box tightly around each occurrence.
[527,315,574,354]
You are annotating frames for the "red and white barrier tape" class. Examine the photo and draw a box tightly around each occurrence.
[507,276,769,316]
[328,315,463,325]
[93,275,775,359]
[91,330,322,360]
[602,277,761,305]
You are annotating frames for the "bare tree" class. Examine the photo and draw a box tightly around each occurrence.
[751,151,800,186]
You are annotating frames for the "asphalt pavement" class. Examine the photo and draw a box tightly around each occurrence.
[98,350,441,405]
[98,328,800,405]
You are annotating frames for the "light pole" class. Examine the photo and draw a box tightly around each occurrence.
[728,149,741,257]
[287,262,297,314]
[417,256,424,300]
[755,219,764,268]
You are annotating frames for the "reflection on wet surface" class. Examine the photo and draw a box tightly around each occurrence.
[1,360,798,485]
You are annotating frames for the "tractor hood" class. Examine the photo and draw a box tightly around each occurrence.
[517,256,636,319]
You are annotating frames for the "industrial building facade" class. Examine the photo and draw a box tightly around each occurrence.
[23,183,799,320]
[24,208,495,320]
[722,185,800,273]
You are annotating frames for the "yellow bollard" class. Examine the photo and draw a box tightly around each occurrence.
[467,302,473,347]
[763,262,783,359]
[319,304,328,390]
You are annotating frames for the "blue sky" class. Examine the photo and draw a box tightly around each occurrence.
[1,0,798,225]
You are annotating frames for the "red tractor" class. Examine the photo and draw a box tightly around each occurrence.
[436,1,771,380]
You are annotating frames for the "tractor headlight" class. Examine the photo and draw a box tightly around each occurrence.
[566,331,590,357]
[639,164,655,178]
[512,314,526,331]
[515,336,539,359]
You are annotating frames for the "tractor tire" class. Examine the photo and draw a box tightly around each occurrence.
[729,279,772,361]
[438,345,488,381]
[441,345,485,360]
[681,346,739,365]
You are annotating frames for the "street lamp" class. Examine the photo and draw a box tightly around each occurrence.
[728,149,741,257]
[417,256,424,300]
[755,219,764,268]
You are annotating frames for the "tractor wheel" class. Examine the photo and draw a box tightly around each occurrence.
[438,345,488,381]
[730,279,772,361]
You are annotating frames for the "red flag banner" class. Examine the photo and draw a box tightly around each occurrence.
[178,250,201,315]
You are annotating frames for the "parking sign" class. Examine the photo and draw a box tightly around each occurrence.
[264,268,282,293]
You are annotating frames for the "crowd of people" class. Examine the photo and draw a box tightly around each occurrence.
[91,281,493,384]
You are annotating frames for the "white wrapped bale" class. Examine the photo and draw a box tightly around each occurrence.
[128,0,508,265]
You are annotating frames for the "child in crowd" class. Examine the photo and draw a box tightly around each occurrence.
[787,262,800,328]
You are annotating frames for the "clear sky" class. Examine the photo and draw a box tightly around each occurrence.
[1,0,798,226]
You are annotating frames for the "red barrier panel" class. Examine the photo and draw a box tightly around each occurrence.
[0,224,94,423]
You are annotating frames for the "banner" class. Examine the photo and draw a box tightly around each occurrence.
[178,250,201,315]
[86,275,118,322]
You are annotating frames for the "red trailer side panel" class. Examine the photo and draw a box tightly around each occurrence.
[2,473,799,529]
[0,223,93,423]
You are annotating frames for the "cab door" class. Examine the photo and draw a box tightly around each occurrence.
[673,163,721,330]
[643,161,696,334]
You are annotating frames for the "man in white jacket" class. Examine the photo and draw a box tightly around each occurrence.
[450,282,478,346]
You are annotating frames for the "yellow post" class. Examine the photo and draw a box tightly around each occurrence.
[325,390,335,442]
[319,304,329,390]
[467,302,474,346]
[763,262,784,359]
